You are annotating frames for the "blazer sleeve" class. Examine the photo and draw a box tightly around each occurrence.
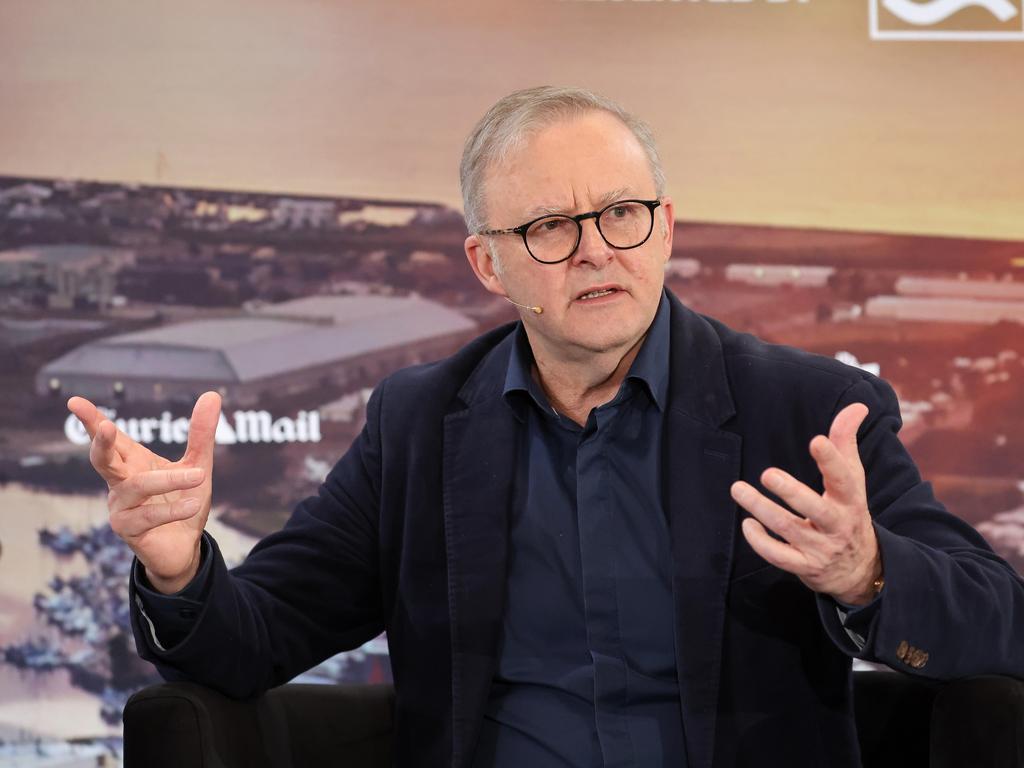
[817,375,1024,680]
[129,382,387,699]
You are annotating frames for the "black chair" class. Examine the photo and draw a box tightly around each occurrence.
[123,671,1024,767]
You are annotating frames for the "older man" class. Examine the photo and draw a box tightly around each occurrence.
[69,87,1024,768]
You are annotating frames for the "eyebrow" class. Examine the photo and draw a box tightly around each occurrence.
[521,187,634,221]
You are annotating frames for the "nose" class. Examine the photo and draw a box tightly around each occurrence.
[570,216,614,268]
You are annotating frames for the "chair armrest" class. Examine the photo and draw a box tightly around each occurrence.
[930,675,1024,768]
[854,669,937,768]
[123,682,394,768]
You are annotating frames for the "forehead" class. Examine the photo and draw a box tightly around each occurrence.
[484,111,655,221]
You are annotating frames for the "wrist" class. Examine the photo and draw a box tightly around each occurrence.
[835,553,884,607]
[144,546,202,595]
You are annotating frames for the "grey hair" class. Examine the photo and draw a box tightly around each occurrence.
[460,86,667,236]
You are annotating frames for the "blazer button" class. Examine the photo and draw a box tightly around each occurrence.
[896,640,910,661]
[910,650,929,669]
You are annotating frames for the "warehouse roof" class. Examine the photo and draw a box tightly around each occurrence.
[41,294,476,383]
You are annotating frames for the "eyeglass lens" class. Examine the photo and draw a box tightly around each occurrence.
[525,201,653,263]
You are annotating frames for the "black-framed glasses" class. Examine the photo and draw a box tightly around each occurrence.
[480,198,662,265]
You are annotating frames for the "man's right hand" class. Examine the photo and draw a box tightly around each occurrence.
[67,392,222,594]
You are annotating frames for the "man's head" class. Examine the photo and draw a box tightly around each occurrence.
[461,86,675,365]
[460,86,667,238]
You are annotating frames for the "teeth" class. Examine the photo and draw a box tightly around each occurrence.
[580,289,614,300]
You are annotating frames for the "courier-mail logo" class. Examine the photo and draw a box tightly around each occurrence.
[869,0,1024,40]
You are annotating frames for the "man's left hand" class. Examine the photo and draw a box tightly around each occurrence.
[730,402,883,606]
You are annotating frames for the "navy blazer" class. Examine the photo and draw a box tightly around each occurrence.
[132,291,1024,768]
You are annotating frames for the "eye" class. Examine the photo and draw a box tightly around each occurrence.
[534,217,570,233]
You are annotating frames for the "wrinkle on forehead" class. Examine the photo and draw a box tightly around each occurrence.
[522,185,636,220]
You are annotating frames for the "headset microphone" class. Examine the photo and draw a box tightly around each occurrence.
[504,297,543,315]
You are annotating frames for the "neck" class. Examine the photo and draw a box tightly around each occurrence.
[528,335,647,426]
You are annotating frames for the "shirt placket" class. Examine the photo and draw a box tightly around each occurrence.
[575,404,636,768]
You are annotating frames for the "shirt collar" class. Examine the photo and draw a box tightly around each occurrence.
[503,323,551,421]
[626,290,670,411]
[502,290,671,420]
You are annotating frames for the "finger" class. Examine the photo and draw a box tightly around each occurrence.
[89,420,128,484]
[731,480,820,548]
[182,391,222,468]
[809,435,861,505]
[70,396,140,464]
[828,403,869,465]
[112,497,202,538]
[109,467,206,512]
[760,468,838,532]
[67,396,103,439]
[740,517,809,576]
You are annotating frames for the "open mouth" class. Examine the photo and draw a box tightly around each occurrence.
[577,287,619,301]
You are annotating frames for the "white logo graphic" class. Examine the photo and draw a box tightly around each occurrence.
[870,0,1024,39]
[885,0,1017,24]
[64,409,322,446]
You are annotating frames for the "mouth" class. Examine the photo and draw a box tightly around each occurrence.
[575,285,623,302]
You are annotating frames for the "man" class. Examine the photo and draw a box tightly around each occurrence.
[69,87,1024,767]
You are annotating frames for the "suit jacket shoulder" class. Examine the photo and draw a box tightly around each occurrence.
[705,310,885,418]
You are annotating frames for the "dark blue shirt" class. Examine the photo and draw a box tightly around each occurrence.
[471,293,686,768]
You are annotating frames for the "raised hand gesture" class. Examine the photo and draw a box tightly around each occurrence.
[730,403,884,606]
[67,392,222,594]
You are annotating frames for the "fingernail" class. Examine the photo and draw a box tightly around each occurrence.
[184,468,203,483]
[731,483,749,501]
[763,472,781,490]
[181,498,200,513]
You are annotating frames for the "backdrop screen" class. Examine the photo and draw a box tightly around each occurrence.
[1,1,1022,763]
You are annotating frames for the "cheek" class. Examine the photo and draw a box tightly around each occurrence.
[626,254,662,284]
[513,270,565,305]
[533,269,570,294]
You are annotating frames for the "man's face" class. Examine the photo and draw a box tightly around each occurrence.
[465,110,674,365]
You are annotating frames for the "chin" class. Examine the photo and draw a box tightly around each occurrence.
[570,326,644,355]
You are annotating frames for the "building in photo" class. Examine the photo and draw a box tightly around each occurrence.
[0,245,134,311]
[37,294,476,405]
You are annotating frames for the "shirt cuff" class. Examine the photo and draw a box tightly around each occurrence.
[834,593,883,651]
[133,533,213,651]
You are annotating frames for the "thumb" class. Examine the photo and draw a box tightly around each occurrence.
[182,391,222,468]
[828,402,868,464]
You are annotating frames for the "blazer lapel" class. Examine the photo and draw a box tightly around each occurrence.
[663,294,742,768]
[443,339,519,768]
[664,409,740,768]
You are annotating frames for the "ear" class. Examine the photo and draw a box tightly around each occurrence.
[464,234,508,298]
[657,196,675,264]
